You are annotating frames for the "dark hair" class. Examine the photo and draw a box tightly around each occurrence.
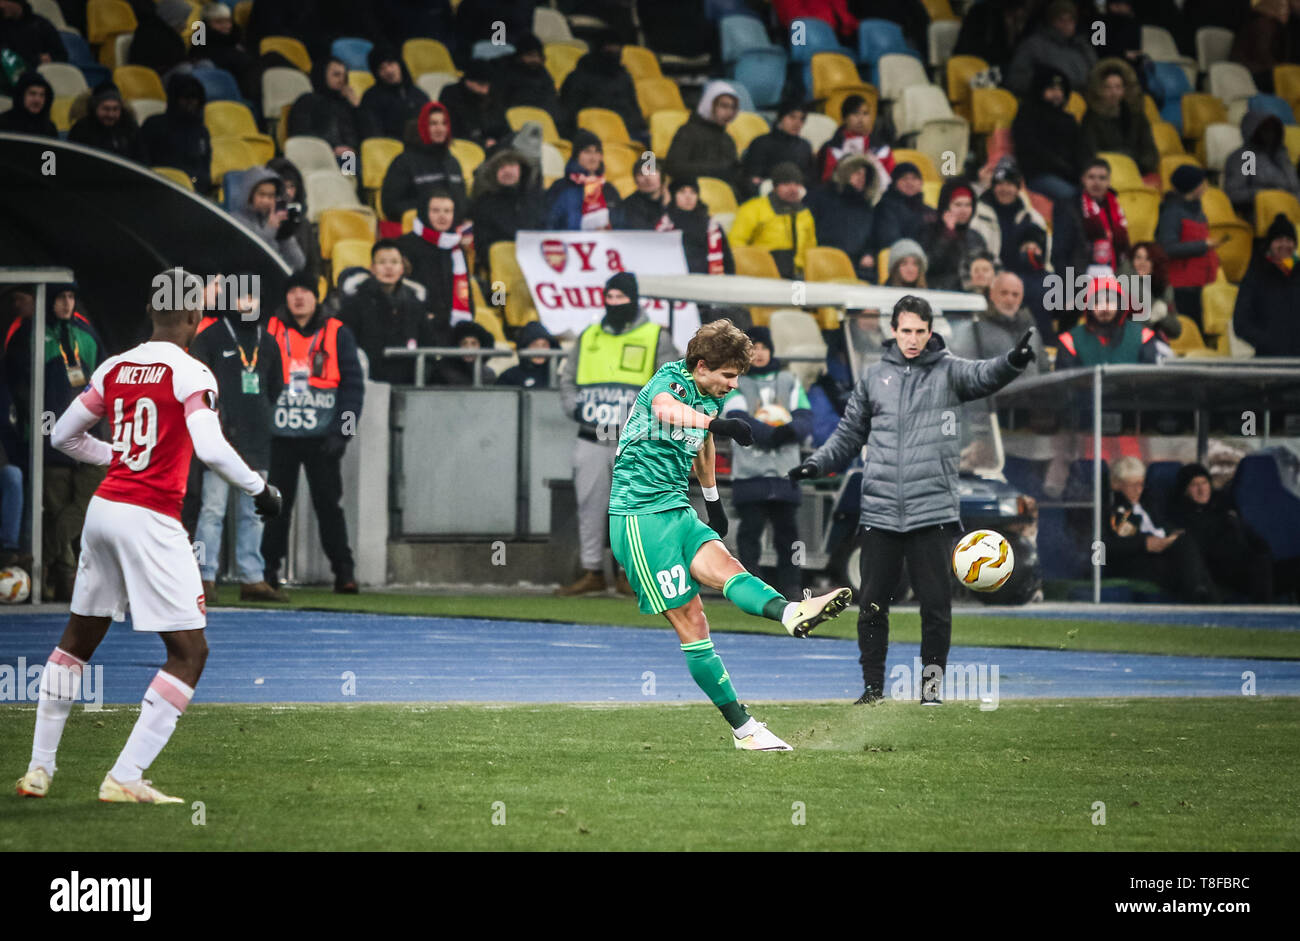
[685,319,752,372]
[840,93,868,119]
[1131,241,1170,295]
[1083,157,1111,176]
[371,238,403,260]
[890,294,934,329]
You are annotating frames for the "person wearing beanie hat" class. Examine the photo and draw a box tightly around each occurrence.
[717,324,813,600]
[287,56,364,167]
[1054,275,1161,368]
[973,156,1052,278]
[544,128,622,230]
[1157,162,1223,331]
[359,43,429,140]
[870,163,935,271]
[431,320,498,386]
[664,79,743,192]
[655,175,736,274]
[1013,64,1086,206]
[379,100,468,238]
[263,259,366,594]
[557,270,680,597]
[731,161,818,278]
[497,320,561,388]
[740,99,814,199]
[921,176,991,291]
[884,238,928,288]
[1004,0,1098,98]
[67,82,144,162]
[807,153,880,280]
[438,58,509,150]
[558,26,648,144]
[1225,111,1300,225]
[501,30,570,134]
[1232,212,1300,356]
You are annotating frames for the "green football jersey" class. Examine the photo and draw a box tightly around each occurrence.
[609,360,722,516]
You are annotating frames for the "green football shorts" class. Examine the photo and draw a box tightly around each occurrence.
[609,507,722,615]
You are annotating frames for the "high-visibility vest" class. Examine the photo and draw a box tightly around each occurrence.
[572,320,661,432]
[268,316,343,436]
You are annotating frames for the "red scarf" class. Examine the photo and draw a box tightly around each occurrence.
[413,217,473,324]
[822,131,894,181]
[569,171,610,230]
[1081,189,1129,268]
[656,212,725,274]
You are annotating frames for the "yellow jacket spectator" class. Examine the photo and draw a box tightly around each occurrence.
[729,162,817,278]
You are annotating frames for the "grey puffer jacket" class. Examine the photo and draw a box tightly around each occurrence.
[808,334,1023,531]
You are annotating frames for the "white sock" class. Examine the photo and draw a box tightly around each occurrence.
[782,602,799,622]
[109,671,194,783]
[30,648,86,775]
[733,717,760,738]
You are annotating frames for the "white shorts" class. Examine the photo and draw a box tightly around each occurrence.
[70,496,207,632]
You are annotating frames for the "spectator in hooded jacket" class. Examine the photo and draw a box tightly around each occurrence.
[434,320,497,386]
[1156,164,1223,330]
[232,165,307,272]
[1080,58,1159,178]
[1004,0,1098,99]
[499,31,569,135]
[288,56,367,163]
[1230,0,1292,93]
[612,159,669,230]
[730,162,818,278]
[266,155,318,283]
[380,100,467,236]
[496,320,560,388]
[359,44,429,141]
[807,154,878,280]
[870,162,934,265]
[398,189,475,329]
[653,177,735,274]
[1012,64,1086,206]
[0,0,65,69]
[1054,276,1160,368]
[544,130,621,231]
[741,101,815,199]
[953,0,1033,72]
[1168,462,1275,602]
[0,69,55,136]
[970,157,1052,276]
[469,148,546,279]
[1224,112,1300,224]
[125,0,187,75]
[439,59,509,150]
[1233,212,1300,357]
[921,177,990,291]
[140,73,211,193]
[334,239,440,385]
[1093,0,1144,62]
[188,2,258,99]
[68,83,145,162]
[559,29,647,145]
[664,79,742,193]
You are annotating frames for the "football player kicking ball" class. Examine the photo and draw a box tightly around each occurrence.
[608,319,852,751]
[16,272,282,803]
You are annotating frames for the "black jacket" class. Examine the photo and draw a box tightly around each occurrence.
[0,0,65,71]
[287,57,369,152]
[188,314,284,468]
[333,270,443,385]
[359,54,429,140]
[921,178,990,292]
[1232,251,1300,357]
[496,321,557,388]
[664,112,741,192]
[657,203,735,275]
[1012,69,1087,184]
[559,50,646,140]
[126,1,187,75]
[140,73,212,193]
[438,79,509,149]
[0,70,56,136]
[380,101,467,222]
[741,129,815,198]
[870,185,934,257]
[395,231,477,325]
[807,181,875,278]
[468,149,546,278]
[499,56,569,134]
[611,190,668,231]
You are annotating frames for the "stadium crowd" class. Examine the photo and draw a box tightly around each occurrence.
[2,0,1298,603]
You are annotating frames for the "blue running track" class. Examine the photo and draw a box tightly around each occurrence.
[1,609,1297,704]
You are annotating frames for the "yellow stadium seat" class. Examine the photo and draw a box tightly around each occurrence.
[1064,91,1086,123]
[318,208,375,260]
[1168,315,1217,356]
[823,86,878,126]
[210,137,258,184]
[732,245,780,278]
[578,107,632,145]
[234,1,252,30]
[804,246,857,282]
[277,103,292,149]
[1200,185,1237,225]
[402,208,417,233]
[361,137,403,193]
[474,295,508,347]
[1095,151,1148,192]
[87,0,136,46]
[697,176,738,214]
[890,148,940,183]
[545,43,584,89]
[1160,153,1202,191]
[1117,189,1159,242]
[489,241,521,292]
[610,174,637,198]
[651,109,690,157]
[1143,94,1160,126]
[113,65,164,102]
[403,38,455,79]
[1211,222,1252,282]
[635,77,686,119]
[601,146,639,179]
[1181,93,1227,143]
[331,238,375,286]
[621,45,662,81]
[180,4,202,40]
[348,70,374,97]
[50,97,74,132]
[1274,64,1300,112]
[946,55,986,119]
[1151,120,1185,157]
[153,166,195,190]
[260,36,312,74]
[204,101,275,162]
[922,0,957,21]
[726,111,769,156]
[922,180,941,209]
[1200,281,1238,337]
[487,242,538,326]
[1285,125,1300,165]
[1254,188,1300,236]
[877,247,890,281]
[811,52,868,101]
[506,105,561,143]
[449,139,485,193]
[971,87,1017,135]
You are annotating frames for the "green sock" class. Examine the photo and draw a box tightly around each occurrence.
[723,572,787,620]
[681,639,750,729]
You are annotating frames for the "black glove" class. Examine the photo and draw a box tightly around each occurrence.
[253,483,283,520]
[787,460,820,481]
[769,423,798,446]
[1008,329,1037,369]
[319,434,348,459]
[704,497,728,539]
[709,417,753,446]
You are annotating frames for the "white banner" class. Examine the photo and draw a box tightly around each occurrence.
[515,230,701,353]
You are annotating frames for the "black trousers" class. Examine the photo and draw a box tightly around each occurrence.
[261,436,354,580]
[735,500,801,600]
[856,522,955,693]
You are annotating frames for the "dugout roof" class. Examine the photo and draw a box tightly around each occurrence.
[991,363,1300,412]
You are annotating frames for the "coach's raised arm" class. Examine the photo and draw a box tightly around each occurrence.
[787,295,1034,705]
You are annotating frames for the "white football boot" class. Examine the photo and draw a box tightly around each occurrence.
[733,720,794,751]
[782,587,853,637]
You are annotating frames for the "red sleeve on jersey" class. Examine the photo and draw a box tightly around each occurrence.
[183,389,215,416]
[78,386,106,416]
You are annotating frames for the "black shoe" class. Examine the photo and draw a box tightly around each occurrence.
[334,577,359,594]
[854,686,884,705]
[920,696,944,706]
